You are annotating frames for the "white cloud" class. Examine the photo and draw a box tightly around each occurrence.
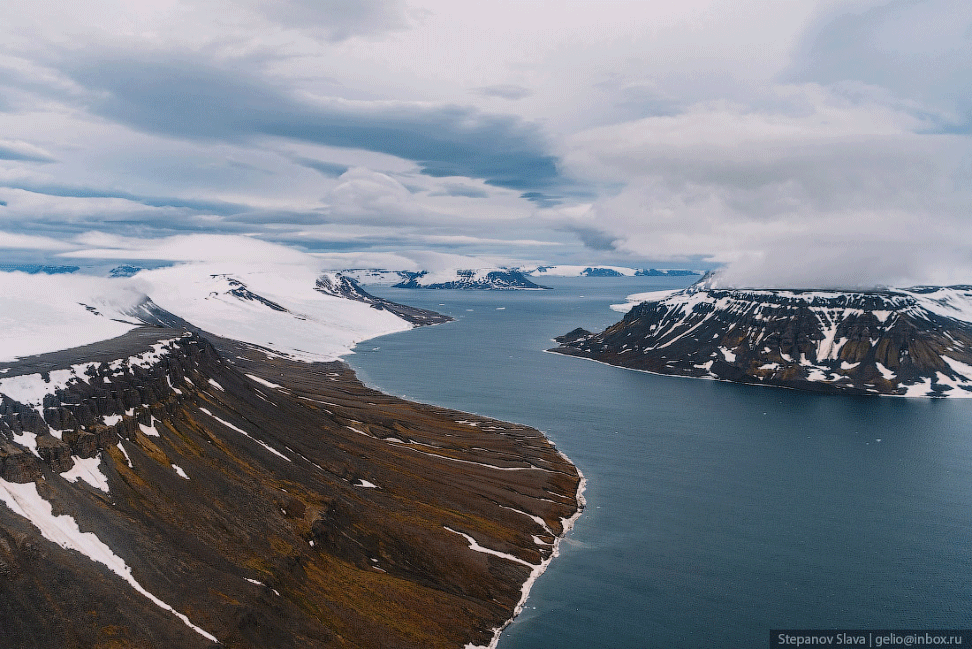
[0,0,967,285]
[555,82,972,286]
[0,231,73,250]
[63,233,321,265]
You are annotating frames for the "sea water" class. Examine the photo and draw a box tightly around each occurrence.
[347,276,972,649]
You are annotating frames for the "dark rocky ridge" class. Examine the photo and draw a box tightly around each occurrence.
[551,285,972,396]
[0,326,580,648]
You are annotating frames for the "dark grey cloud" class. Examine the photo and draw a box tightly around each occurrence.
[473,84,533,100]
[290,156,350,177]
[1,181,251,216]
[252,0,411,42]
[564,225,618,251]
[429,183,490,199]
[520,191,562,208]
[62,56,563,193]
[0,145,54,163]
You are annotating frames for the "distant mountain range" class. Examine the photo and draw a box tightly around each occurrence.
[394,269,548,290]
[551,282,972,398]
[0,264,80,274]
[339,266,701,288]
[527,265,701,278]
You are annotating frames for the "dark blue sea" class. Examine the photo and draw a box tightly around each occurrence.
[347,276,972,649]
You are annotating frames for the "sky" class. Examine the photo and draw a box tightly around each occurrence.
[0,0,969,287]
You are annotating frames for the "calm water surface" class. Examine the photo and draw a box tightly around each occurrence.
[347,277,972,649]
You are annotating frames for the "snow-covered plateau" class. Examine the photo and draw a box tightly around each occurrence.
[553,283,972,398]
[0,264,421,364]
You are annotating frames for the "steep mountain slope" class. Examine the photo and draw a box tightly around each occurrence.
[0,267,583,648]
[551,284,972,397]
[0,325,582,648]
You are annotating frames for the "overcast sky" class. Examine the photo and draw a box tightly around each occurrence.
[0,0,969,286]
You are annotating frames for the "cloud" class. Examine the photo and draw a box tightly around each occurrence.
[473,85,533,101]
[59,55,562,193]
[289,156,350,177]
[0,230,74,250]
[0,140,55,163]
[63,232,320,265]
[788,0,972,129]
[556,84,972,286]
[430,183,490,199]
[247,0,412,41]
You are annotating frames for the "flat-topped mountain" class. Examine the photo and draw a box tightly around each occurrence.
[551,283,972,397]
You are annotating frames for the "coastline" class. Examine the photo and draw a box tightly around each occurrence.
[543,348,971,399]
[341,355,588,649]
[465,463,587,649]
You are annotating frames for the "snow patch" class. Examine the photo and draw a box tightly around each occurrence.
[245,373,283,389]
[61,456,110,492]
[198,407,290,461]
[0,478,216,642]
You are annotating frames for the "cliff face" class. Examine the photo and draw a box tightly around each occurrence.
[0,327,581,648]
[551,285,972,397]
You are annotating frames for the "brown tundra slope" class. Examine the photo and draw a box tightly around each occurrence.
[0,324,581,649]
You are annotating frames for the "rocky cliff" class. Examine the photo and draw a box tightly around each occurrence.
[0,324,581,648]
[551,284,972,397]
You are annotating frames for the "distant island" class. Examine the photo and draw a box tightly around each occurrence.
[394,269,550,290]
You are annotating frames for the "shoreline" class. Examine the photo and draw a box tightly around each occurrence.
[340,356,588,649]
[466,463,587,649]
[543,348,972,400]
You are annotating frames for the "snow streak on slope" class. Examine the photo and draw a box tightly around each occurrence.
[0,479,217,642]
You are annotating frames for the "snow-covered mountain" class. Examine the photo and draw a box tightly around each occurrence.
[526,265,700,277]
[0,264,447,364]
[394,268,549,290]
[551,283,972,397]
[337,268,408,286]
[314,272,452,325]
